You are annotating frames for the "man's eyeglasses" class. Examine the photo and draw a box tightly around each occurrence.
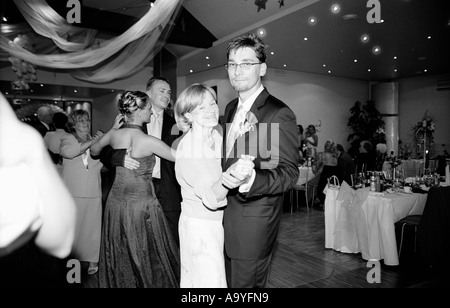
[224,62,261,71]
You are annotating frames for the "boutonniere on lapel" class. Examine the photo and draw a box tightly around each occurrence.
[238,111,258,137]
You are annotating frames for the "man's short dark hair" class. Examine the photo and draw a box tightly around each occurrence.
[53,112,68,129]
[226,33,267,63]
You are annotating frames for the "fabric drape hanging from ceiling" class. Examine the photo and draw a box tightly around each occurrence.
[0,0,182,83]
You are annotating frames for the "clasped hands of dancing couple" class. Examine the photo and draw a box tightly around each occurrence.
[222,154,255,190]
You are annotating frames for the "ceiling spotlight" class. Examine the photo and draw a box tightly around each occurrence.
[304,37,308,41]
[394,56,397,60]
[283,64,287,67]
[189,69,193,73]
[2,17,7,22]
[361,34,370,43]
[328,70,332,74]
[257,28,266,37]
[308,17,317,25]
[205,56,209,60]
[270,51,275,55]
[354,59,358,63]
[368,69,371,72]
[323,64,326,67]
[427,36,431,39]
[331,4,341,14]
[372,45,381,55]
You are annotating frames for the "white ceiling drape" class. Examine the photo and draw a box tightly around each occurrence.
[0,0,182,83]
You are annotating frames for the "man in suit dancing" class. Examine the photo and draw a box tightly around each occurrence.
[31,105,54,137]
[97,77,182,244]
[222,33,299,288]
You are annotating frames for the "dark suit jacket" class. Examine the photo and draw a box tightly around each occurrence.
[98,111,182,213]
[30,120,50,137]
[338,151,356,186]
[222,89,299,260]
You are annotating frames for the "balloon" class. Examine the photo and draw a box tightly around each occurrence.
[28,65,36,74]
[21,61,28,73]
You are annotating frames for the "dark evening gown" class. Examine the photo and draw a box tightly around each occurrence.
[99,154,180,288]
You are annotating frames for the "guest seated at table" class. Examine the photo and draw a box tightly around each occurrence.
[336,144,355,186]
[354,140,375,173]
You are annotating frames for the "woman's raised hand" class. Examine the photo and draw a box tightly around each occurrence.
[112,113,124,129]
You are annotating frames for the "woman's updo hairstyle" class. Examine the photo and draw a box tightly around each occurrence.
[117,91,150,115]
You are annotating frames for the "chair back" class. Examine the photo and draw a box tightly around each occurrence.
[327,175,340,189]
[296,167,311,187]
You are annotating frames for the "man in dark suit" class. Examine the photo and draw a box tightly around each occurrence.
[97,77,182,244]
[222,34,299,288]
[31,105,53,137]
[336,144,356,186]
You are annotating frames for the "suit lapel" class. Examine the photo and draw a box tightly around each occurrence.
[224,90,270,167]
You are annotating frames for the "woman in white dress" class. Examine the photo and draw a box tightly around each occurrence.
[174,84,254,288]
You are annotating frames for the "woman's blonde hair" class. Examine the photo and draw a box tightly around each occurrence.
[174,83,217,132]
[324,139,336,153]
[67,109,90,133]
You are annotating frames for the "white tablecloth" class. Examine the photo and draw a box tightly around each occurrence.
[324,183,428,265]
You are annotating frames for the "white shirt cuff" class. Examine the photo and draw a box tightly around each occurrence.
[238,169,256,193]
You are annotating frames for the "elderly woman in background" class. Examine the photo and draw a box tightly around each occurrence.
[60,110,115,275]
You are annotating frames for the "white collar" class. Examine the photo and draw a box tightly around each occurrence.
[41,121,50,130]
[238,85,264,112]
[152,109,164,118]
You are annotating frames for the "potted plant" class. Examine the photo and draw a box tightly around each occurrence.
[347,100,385,158]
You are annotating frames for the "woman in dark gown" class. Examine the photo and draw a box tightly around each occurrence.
[91,91,179,288]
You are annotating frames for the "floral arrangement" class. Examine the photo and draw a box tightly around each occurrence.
[238,111,258,136]
[413,110,435,158]
[413,110,435,136]
[376,143,387,154]
[386,154,403,169]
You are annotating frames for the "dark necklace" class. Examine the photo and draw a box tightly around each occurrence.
[122,123,144,131]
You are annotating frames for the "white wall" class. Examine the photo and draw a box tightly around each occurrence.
[178,66,369,151]
[397,73,450,156]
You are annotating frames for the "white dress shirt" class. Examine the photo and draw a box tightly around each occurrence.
[232,85,264,192]
[147,110,163,179]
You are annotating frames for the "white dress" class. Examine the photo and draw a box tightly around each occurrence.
[175,129,227,288]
